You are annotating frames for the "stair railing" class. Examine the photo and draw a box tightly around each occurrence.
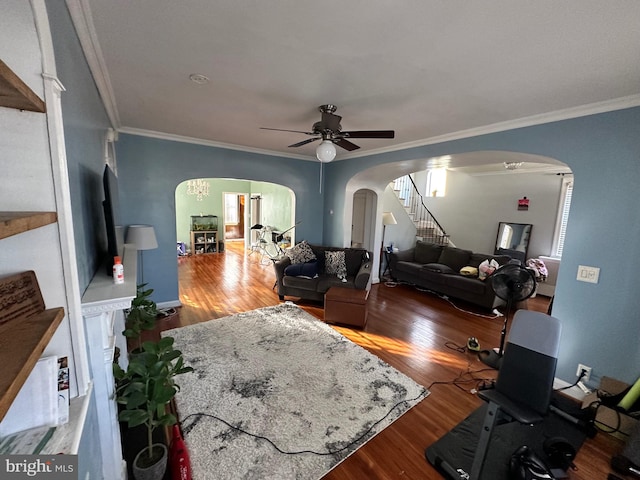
[392,174,451,245]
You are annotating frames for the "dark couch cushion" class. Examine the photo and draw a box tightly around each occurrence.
[438,247,472,272]
[344,249,367,276]
[445,275,488,295]
[422,263,456,274]
[394,261,424,276]
[282,275,320,290]
[414,241,444,264]
[317,276,354,293]
[284,260,319,278]
[417,267,449,285]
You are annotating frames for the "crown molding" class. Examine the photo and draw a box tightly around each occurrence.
[122,94,640,162]
[117,127,312,160]
[342,94,640,160]
[65,0,120,128]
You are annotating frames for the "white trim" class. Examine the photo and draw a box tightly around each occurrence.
[551,176,573,258]
[120,94,640,162]
[65,0,120,128]
[340,94,640,160]
[32,0,91,398]
[118,126,311,160]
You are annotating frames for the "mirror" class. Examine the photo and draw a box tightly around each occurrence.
[494,222,532,263]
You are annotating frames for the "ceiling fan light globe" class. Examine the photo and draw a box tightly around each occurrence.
[316,140,336,163]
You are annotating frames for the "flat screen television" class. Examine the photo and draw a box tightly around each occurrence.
[103,164,124,275]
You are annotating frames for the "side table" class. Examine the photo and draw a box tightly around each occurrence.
[324,286,369,329]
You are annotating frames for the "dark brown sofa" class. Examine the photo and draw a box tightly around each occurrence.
[273,245,371,302]
[388,240,512,309]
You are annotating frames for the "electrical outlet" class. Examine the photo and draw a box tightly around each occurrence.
[576,363,592,383]
[577,265,600,283]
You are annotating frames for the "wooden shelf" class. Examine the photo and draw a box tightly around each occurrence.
[0,60,46,113]
[0,212,57,240]
[0,307,65,422]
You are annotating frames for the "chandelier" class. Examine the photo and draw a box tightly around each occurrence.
[504,162,524,170]
[186,179,210,201]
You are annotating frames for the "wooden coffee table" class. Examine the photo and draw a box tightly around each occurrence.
[324,286,369,328]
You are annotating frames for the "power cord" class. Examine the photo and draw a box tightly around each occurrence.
[426,365,497,395]
[555,368,588,392]
[179,391,427,457]
[397,283,502,319]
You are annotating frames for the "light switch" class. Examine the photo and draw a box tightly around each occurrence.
[577,265,600,284]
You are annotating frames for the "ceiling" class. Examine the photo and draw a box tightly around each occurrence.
[70,1,640,172]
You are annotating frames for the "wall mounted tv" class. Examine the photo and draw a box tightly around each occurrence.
[103,164,124,275]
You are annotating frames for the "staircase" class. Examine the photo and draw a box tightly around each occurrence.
[392,175,452,246]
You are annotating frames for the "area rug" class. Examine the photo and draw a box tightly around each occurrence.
[163,303,429,479]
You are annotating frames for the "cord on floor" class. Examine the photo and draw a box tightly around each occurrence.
[179,391,427,457]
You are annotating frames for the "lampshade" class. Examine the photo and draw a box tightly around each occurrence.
[316,140,336,163]
[126,224,158,250]
[382,212,397,226]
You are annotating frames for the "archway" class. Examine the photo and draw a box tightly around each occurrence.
[344,151,572,284]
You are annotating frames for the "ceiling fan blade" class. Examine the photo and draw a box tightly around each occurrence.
[341,130,395,139]
[288,137,320,148]
[320,111,342,132]
[334,138,360,151]
[260,127,315,135]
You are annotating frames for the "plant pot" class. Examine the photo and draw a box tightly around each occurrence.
[133,443,168,480]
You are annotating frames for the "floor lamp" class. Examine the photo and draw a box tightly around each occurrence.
[380,212,397,278]
[126,224,158,285]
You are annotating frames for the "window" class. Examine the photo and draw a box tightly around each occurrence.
[224,193,239,224]
[551,177,573,257]
[426,168,447,197]
[499,225,513,249]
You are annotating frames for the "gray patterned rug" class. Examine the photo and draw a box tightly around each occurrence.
[164,303,429,480]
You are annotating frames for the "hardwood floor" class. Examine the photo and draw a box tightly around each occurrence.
[153,241,623,479]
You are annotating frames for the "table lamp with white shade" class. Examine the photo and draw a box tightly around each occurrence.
[125,224,158,285]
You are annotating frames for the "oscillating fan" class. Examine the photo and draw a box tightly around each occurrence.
[478,262,537,369]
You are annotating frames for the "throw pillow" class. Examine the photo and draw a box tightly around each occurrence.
[285,240,316,264]
[284,260,319,279]
[325,250,347,280]
[414,241,443,264]
[478,258,500,280]
[460,266,479,277]
[438,246,473,272]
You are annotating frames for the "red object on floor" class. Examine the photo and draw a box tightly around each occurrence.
[170,424,192,480]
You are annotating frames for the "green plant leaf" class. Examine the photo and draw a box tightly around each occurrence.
[119,409,149,428]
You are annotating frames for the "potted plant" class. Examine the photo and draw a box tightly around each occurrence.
[123,283,159,353]
[114,336,193,480]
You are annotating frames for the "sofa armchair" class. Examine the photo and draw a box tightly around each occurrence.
[388,240,512,309]
[273,242,372,302]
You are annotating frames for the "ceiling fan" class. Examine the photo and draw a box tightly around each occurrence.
[261,105,395,161]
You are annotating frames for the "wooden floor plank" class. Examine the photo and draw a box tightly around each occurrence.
[145,241,623,479]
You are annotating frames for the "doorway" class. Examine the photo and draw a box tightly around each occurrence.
[223,192,246,241]
[351,189,376,251]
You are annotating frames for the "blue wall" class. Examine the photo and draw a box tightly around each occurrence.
[115,108,640,386]
[323,107,640,385]
[116,134,324,302]
[47,1,113,292]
